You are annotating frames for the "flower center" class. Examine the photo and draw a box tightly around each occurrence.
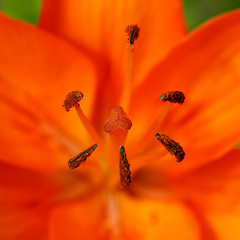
[62,25,186,189]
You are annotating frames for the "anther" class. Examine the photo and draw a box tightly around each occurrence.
[125,24,140,45]
[155,133,185,162]
[63,91,84,111]
[160,91,185,104]
[119,146,131,188]
[68,144,98,169]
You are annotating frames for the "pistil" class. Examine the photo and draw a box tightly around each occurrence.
[103,106,132,187]
[103,106,132,166]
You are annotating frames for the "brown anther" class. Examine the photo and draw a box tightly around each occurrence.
[63,91,84,111]
[68,144,97,169]
[125,24,140,44]
[160,91,185,104]
[103,106,132,135]
[155,133,185,162]
[119,146,131,188]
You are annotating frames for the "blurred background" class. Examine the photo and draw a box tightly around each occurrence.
[0,0,239,30]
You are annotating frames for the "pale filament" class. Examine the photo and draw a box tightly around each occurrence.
[120,44,135,112]
[131,148,169,172]
[75,103,104,153]
[131,102,172,157]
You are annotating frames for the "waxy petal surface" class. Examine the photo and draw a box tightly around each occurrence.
[49,189,200,240]
[49,196,106,240]
[175,150,240,239]
[202,206,240,240]
[0,12,97,172]
[0,161,52,239]
[129,9,240,176]
[118,192,200,240]
[0,154,102,239]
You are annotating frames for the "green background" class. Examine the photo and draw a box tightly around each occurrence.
[0,0,240,29]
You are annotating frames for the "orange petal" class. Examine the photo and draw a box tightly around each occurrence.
[175,149,240,239]
[49,187,201,240]
[118,192,200,240]
[0,150,102,239]
[40,0,187,87]
[201,205,240,240]
[0,12,97,172]
[49,196,107,240]
[129,9,240,175]
[176,150,240,211]
[0,161,52,239]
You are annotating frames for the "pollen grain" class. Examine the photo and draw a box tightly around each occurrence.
[155,132,185,162]
[160,91,185,104]
[68,144,98,169]
[119,146,132,188]
[63,91,84,111]
[125,24,140,45]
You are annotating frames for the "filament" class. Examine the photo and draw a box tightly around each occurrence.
[75,104,104,152]
[120,44,134,112]
[132,102,172,157]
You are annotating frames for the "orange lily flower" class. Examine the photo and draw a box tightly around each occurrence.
[1,0,240,239]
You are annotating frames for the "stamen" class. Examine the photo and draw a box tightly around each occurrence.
[119,146,131,188]
[125,24,140,45]
[131,148,169,172]
[62,91,84,111]
[131,91,185,157]
[68,144,98,169]
[160,91,185,104]
[75,104,104,150]
[120,25,140,111]
[132,102,172,156]
[155,132,185,162]
[63,91,104,150]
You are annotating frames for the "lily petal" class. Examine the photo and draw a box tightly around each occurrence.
[130,9,240,175]
[118,192,200,240]
[0,12,97,172]
[175,149,240,239]
[49,188,200,240]
[49,196,106,240]
[40,0,187,86]
[201,205,240,240]
[0,161,52,239]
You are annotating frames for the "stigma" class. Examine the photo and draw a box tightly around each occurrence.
[103,106,132,135]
